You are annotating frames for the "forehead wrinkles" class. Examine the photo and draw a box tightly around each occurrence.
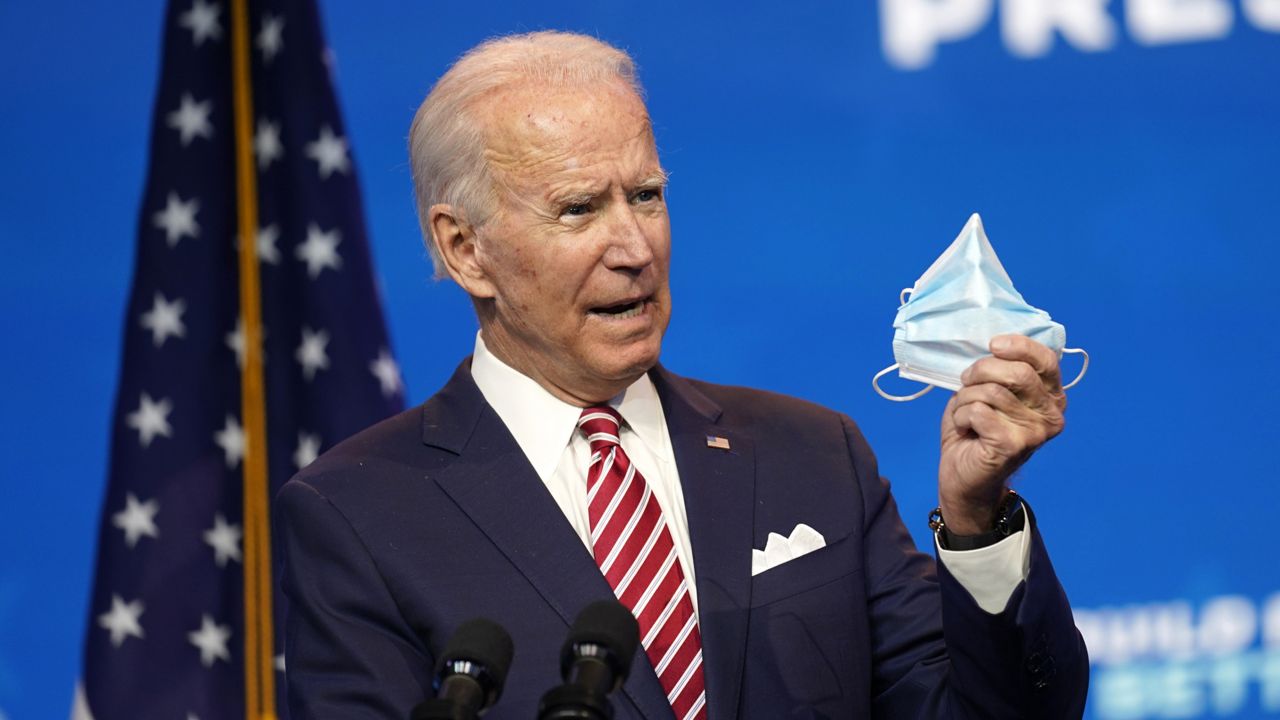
[478,84,656,193]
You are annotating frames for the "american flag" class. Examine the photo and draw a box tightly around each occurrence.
[77,0,404,717]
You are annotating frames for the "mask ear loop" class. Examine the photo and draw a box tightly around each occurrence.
[1061,348,1089,390]
[873,363,934,402]
[874,288,930,401]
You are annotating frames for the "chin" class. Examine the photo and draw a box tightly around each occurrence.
[592,337,663,382]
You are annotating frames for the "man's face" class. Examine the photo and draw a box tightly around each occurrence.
[468,81,672,403]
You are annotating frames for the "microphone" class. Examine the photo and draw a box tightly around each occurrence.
[410,618,514,720]
[537,600,641,720]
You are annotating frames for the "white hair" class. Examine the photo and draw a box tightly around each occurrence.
[408,31,645,277]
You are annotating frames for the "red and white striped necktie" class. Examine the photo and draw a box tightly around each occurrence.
[578,407,707,720]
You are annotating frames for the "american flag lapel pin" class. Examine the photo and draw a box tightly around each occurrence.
[706,435,731,450]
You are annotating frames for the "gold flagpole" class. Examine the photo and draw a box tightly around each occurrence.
[229,0,276,717]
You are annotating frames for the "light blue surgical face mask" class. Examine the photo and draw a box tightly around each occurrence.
[872,213,1089,402]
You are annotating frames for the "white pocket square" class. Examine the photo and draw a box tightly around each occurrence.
[751,523,826,576]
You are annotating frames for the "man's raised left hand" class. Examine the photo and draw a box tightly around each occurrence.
[937,334,1067,536]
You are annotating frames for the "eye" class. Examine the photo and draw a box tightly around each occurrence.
[562,203,591,217]
[633,188,663,204]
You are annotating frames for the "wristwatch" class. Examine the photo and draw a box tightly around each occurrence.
[928,489,1026,551]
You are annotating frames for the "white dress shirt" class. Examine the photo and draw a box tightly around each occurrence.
[471,333,702,613]
[469,332,1028,616]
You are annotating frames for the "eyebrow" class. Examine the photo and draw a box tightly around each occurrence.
[546,170,669,206]
[633,169,670,188]
[546,183,605,206]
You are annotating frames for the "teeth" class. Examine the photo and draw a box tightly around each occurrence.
[614,303,643,319]
[595,302,644,319]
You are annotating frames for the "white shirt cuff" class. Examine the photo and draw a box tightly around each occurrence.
[935,520,1031,615]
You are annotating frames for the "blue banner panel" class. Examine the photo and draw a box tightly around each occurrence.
[0,1,1276,718]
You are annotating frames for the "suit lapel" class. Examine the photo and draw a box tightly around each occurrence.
[423,361,673,719]
[430,407,610,624]
[653,367,754,720]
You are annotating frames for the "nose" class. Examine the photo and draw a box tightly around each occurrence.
[601,203,656,272]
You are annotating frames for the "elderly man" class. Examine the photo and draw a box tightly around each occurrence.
[277,31,1088,719]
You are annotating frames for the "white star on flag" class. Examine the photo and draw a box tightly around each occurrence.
[296,223,343,278]
[203,513,242,567]
[369,348,403,397]
[226,319,245,367]
[275,653,287,672]
[166,93,214,146]
[304,125,350,179]
[178,0,223,46]
[257,14,285,64]
[239,223,280,264]
[255,118,283,169]
[139,292,187,347]
[188,614,232,667]
[113,492,160,548]
[296,326,330,381]
[257,223,281,264]
[126,393,173,448]
[153,192,200,247]
[213,415,245,468]
[225,318,267,369]
[98,595,145,647]
[294,431,321,470]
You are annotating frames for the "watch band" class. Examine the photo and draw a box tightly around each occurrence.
[929,490,1025,551]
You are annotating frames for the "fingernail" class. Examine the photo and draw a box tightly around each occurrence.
[991,336,1011,352]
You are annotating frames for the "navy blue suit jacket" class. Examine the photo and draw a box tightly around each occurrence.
[276,360,1088,718]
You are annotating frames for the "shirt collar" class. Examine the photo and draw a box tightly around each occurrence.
[469,332,669,480]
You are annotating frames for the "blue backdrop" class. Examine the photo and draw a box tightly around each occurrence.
[2,1,1277,718]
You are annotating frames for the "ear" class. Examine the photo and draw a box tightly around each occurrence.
[428,203,497,299]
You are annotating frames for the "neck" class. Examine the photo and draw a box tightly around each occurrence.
[479,325,636,408]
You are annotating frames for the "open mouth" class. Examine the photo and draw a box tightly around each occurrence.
[590,297,649,320]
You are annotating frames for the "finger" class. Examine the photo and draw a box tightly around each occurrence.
[951,402,1016,456]
[989,334,1062,392]
[964,402,1006,441]
[954,372,1066,447]
[951,402,975,435]
[959,401,1043,461]
[953,382,1024,417]
[961,357,1044,400]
